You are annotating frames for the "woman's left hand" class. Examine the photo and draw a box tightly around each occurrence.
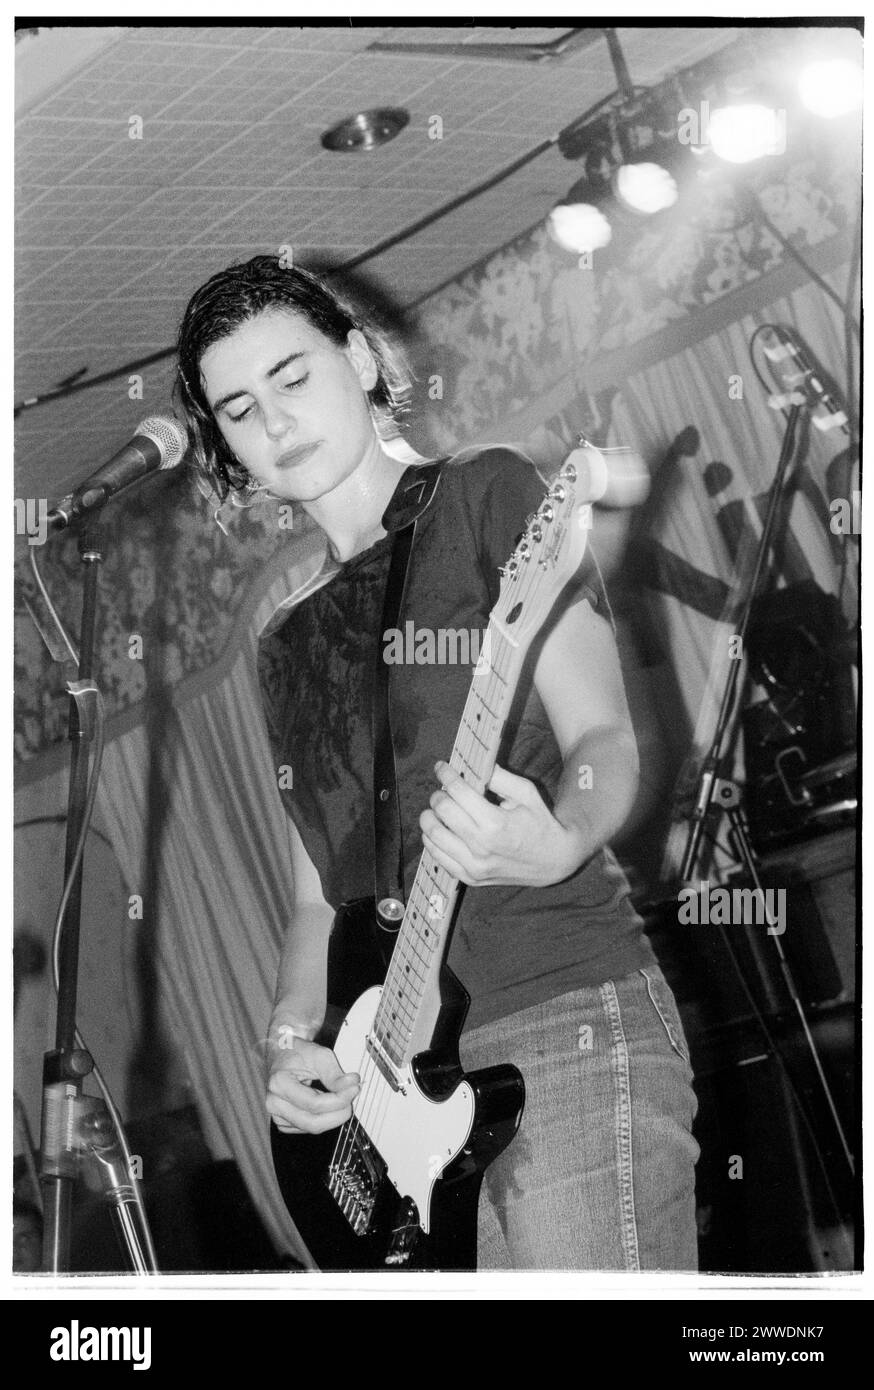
[419,761,587,888]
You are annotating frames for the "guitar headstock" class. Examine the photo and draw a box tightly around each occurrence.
[493,440,606,644]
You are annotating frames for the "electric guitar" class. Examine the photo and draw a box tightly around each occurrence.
[272,445,605,1270]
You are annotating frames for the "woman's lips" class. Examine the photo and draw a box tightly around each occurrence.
[275,441,320,469]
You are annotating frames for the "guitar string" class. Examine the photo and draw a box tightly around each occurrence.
[332,482,569,1189]
[368,511,547,1059]
[362,519,555,1168]
[330,487,566,1196]
[329,479,579,1205]
[334,552,532,1188]
[330,608,518,1192]
[344,614,518,1184]
[371,578,523,1053]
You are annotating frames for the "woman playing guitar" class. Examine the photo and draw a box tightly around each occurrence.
[175,254,699,1270]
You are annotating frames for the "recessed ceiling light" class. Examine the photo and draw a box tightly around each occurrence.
[321,107,410,152]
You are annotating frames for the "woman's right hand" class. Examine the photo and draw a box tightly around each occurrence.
[266,1036,360,1135]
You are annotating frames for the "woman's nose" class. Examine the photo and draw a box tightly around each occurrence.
[263,400,296,441]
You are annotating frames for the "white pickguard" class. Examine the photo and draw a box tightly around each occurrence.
[333,987,476,1234]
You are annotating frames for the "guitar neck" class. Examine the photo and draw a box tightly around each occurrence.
[371,614,525,1068]
[365,445,597,1074]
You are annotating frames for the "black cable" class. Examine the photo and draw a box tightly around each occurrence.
[341,135,554,272]
[14,349,176,419]
[748,322,783,393]
[700,826,741,866]
[14,814,117,857]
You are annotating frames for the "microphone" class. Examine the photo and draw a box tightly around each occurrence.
[760,325,850,435]
[47,415,188,533]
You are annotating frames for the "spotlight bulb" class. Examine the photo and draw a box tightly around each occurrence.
[799,60,863,119]
[547,203,613,255]
[708,104,787,164]
[614,163,678,215]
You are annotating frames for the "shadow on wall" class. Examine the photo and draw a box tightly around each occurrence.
[519,419,690,893]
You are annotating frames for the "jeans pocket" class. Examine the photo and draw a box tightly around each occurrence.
[640,968,691,1067]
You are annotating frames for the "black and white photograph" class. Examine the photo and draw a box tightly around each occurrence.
[11,13,863,1310]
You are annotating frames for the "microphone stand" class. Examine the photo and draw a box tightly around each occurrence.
[38,517,157,1272]
[40,518,104,1273]
[680,404,801,880]
[678,402,855,1182]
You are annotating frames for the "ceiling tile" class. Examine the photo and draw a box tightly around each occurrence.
[15,21,741,500]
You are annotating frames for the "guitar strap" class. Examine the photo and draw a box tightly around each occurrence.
[372,457,446,931]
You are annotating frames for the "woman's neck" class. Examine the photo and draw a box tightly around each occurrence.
[300,436,410,562]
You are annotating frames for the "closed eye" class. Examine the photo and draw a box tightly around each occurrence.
[226,373,309,424]
[280,372,309,392]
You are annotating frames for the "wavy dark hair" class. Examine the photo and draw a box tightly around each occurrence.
[175,254,412,500]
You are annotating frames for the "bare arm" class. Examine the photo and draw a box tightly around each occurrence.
[420,596,640,886]
[270,821,334,1038]
[532,593,640,863]
[265,822,360,1134]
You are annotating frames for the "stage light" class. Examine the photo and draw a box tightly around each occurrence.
[614,162,678,215]
[708,103,787,164]
[547,201,613,255]
[579,139,616,200]
[799,59,863,119]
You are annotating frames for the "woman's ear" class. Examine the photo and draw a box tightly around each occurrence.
[344,329,379,391]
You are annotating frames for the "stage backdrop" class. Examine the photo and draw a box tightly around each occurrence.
[14,127,858,1262]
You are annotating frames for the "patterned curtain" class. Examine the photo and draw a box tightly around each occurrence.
[90,528,332,1263]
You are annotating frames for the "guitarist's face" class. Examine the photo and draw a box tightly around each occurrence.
[200,307,384,503]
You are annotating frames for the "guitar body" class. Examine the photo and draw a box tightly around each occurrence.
[271,899,525,1270]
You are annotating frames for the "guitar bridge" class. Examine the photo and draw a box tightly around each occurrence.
[327,1123,386,1237]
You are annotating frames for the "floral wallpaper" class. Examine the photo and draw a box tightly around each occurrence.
[410,124,859,453]
[14,476,301,762]
[15,120,859,762]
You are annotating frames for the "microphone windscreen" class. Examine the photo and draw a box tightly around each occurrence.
[137,415,188,468]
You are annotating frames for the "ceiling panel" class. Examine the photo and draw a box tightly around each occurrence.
[15,22,740,502]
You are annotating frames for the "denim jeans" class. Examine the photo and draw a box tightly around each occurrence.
[458,966,700,1270]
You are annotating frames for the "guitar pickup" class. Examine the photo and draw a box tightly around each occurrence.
[365,1032,407,1094]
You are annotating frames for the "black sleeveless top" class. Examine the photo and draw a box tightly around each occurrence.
[257,446,655,1029]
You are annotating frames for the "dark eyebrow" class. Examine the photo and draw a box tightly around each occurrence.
[210,350,307,415]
